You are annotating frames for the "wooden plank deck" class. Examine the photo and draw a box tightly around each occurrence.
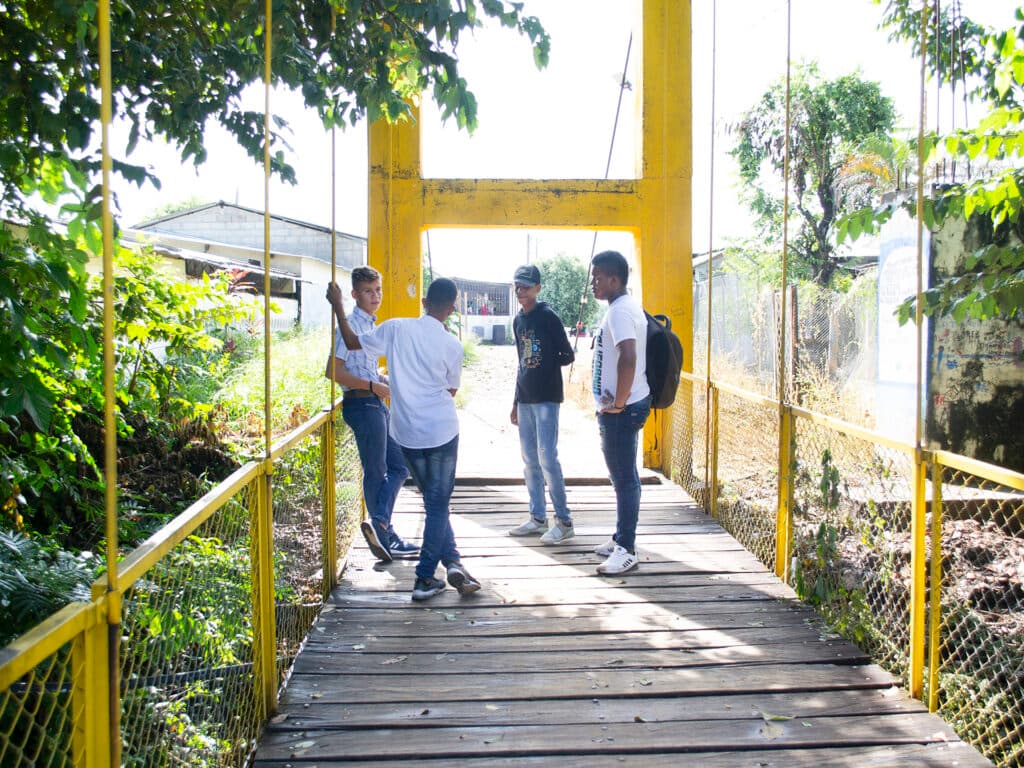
[254,480,990,767]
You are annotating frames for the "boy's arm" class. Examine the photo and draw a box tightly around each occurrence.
[326,282,362,350]
[552,310,575,366]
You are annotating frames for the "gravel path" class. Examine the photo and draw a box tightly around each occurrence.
[456,342,607,479]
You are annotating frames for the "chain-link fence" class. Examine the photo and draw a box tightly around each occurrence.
[714,388,779,571]
[790,414,916,683]
[119,477,260,767]
[929,458,1024,768]
[0,636,77,767]
[695,271,879,423]
[273,418,363,684]
[679,258,1024,767]
[0,408,362,768]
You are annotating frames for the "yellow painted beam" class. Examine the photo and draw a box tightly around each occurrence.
[639,0,692,470]
[420,179,642,229]
[366,0,692,477]
[909,451,928,699]
[369,112,423,321]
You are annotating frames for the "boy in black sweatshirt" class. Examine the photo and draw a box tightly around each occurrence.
[507,264,576,544]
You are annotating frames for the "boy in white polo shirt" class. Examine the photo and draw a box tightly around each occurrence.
[328,277,481,601]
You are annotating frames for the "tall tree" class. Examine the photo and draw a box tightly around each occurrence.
[1,1,550,221]
[732,63,896,287]
[841,1,1024,322]
[531,254,601,329]
[0,1,550,536]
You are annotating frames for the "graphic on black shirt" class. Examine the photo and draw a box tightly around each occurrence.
[513,302,574,404]
[520,328,542,370]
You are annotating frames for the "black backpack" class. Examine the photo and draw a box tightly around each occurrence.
[644,312,684,409]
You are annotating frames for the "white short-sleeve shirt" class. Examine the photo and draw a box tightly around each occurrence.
[592,293,649,410]
[359,315,463,449]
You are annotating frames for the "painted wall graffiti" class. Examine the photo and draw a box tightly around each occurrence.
[926,217,1024,471]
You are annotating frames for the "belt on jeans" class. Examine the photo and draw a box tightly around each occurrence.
[343,389,377,400]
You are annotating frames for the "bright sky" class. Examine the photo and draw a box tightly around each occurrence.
[111,0,1020,282]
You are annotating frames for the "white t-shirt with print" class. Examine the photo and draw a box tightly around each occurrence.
[592,293,649,410]
[359,315,462,449]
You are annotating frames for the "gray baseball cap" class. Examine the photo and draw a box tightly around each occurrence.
[513,264,541,286]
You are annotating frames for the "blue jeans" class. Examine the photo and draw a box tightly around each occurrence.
[342,396,409,538]
[402,435,460,580]
[516,402,571,525]
[597,397,651,553]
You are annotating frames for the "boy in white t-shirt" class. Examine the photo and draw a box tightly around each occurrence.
[590,250,651,575]
[328,277,481,602]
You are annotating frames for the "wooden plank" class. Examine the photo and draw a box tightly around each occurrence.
[314,602,829,634]
[257,713,968,762]
[303,625,839,653]
[277,663,898,705]
[293,641,869,675]
[263,689,924,730]
[252,482,991,767]
[253,742,991,767]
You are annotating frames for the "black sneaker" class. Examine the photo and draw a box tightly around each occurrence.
[361,520,392,563]
[411,576,447,602]
[389,534,421,559]
[445,562,481,596]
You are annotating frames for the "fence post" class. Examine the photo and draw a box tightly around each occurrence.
[927,458,943,711]
[71,603,111,768]
[909,449,928,699]
[320,413,338,596]
[774,403,794,581]
[709,384,720,519]
[250,471,277,719]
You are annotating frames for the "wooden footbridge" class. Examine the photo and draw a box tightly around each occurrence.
[254,479,990,767]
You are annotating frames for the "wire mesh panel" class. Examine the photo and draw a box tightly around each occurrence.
[273,428,330,681]
[119,480,260,768]
[790,416,915,684]
[714,389,779,571]
[668,379,709,506]
[0,645,75,768]
[930,464,1024,768]
[333,419,364,573]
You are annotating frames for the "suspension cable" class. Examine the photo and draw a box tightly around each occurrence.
[778,0,792,407]
[567,31,633,378]
[98,1,122,761]
[262,0,273,460]
[703,0,719,496]
[915,3,929,451]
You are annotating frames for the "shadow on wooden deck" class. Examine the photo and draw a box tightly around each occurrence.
[254,479,991,767]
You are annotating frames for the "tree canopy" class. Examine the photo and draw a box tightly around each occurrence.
[531,254,601,330]
[732,63,896,287]
[0,1,550,539]
[840,1,1024,323]
[1,0,550,221]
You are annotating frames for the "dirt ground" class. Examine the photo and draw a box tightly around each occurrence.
[456,341,609,479]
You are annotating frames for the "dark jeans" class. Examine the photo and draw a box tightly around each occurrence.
[342,396,409,537]
[402,435,460,580]
[597,397,651,553]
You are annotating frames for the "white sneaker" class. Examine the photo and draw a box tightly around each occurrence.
[594,537,616,557]
[597,545,639,575]
[540,521,575,545]
[508,517,548,536]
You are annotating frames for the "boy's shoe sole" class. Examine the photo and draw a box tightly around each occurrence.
[446,564,482,595]
[361,520,393,563]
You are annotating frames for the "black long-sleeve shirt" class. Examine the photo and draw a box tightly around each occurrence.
[513,302,575,404]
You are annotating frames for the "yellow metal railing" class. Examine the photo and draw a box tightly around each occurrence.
[0,409,362,767]
[667,372,1024,768]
